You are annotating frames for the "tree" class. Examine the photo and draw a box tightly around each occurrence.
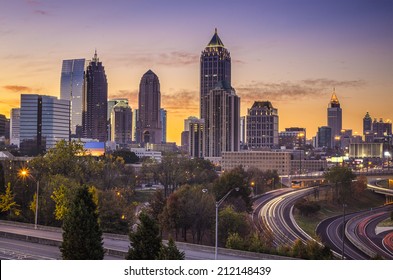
[0,163,5,194]
[126,212,162,260]
[218,205,251,246]
[324,166,356,203]
[225,232,245,250]
[61,185,104,260]
[148,189,166,222]
[294,199,321,216]
[158,237,185,260]
[111,150,139,164]
[0,183,20,218]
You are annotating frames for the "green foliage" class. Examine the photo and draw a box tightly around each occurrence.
[247,167,280,194]
[294,199,321,216]
[126,212,162,260]
[0,183,20,217]
[290,239,333,260]
[324,166,356,203]
[214,166,252,213]
[0,163,5,194]
[218,205,251,246]
[49,175,77,220]
[61,185,104,260]
[158,237,185,260]
[225,232,245,250]
[148,189,166,222]
[111,150,139,164]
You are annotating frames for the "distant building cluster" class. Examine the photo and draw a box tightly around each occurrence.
[1,29,391,175]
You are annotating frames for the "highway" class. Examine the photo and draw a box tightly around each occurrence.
[0,221,291,260]
[254,187,318,247]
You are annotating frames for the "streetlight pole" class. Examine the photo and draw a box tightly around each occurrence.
[214,187,239,260]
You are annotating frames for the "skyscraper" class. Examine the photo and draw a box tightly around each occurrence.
[160,108,167,143]
[82,51,108,142]
[246,101,279,149]
[200,28,231,122]
[110,100,132,145]
[317,126,332,149]
[363,112,373,142]
[189,119,205,158]
[0,114,6,138]
[20,94,70,156]
[203,81,240,157]
[10,108,20,147]
[108,98,129,141]
[136,70,162,145]
[60,58,87,138]
[327,89,342,147]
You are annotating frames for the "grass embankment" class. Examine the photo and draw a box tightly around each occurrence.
[133,189,156,203]
[294,189,386,239]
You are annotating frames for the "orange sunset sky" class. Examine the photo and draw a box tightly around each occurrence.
[1,0,392,144]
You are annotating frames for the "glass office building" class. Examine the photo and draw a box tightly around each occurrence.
[20,94,70,156]
[60,58,86,137]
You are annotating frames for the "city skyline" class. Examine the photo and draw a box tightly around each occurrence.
[1,0,392,144]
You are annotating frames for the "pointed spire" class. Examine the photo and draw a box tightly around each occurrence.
[93,49,99,62]
[330,88,339,104]
[207,28,224,47]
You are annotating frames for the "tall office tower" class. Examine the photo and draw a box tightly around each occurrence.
[184,116,199,132]
[110,100,132,145]
[0,114,6,138]
[317,126,332,148]
[5,118,10,140]
[363,112,373,142]
[327,89,342,147]
[160,108,167,143]
[200,28,231,121]
[132,109,138,142]
[203,81,240,157]
[82,51,108,142]
[181,116,198,152]
[189,119,205,158]
[60,58,87,138]
[20,94,70,156]
[108,98,129,141]
[246,101,279,149]
[136,70,162,145]
[10,108,20,147]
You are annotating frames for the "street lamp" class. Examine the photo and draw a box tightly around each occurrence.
[203,187,240,260]
[19,168,40,230]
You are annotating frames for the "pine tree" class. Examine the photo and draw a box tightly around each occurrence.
[60,185,104,260]
[158,237,185,260]
[126,211,162,260]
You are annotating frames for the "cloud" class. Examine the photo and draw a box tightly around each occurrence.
[34,10,49,16]
[111,51,199,67]
[3,85,36,93]
[109,90,138,101]
[235,79,366,104]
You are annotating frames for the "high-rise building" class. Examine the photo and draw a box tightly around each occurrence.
[82,51,108,142]
[10,108,20,147]
[108,98,129,141]
[363,112,373,143]
[317,126,332,149]
[136,70,162,145]
[246,101,278,149]
[160,108,167,143]
[240,116,246,148]
[20,94,70,156]
[189,119,205,158]
[110,100,132,145]
[0,114,6,138]
[181,116,198,153]
[372,118,392,138]
[60,58,87,138]
[132,109,138,142]
[200,28,231,122]
[327,89,342,147]
[203,81,240,157]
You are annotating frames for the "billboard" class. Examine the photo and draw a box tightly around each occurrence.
[84,142,105,156]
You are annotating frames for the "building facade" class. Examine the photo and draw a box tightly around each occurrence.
[82,51,108,142]
[279,127,306,149]
[107,98,129,141]
[221,151,291,175]
[136,70,162,145]
[20,94,70,156]
[349,143,383,158]
[317,126,332,148]
[110,100,132,145]
[60,58,87,138]
[160,108,167,143]
[363,112,373,142]
[200,28,231,123]
[10,108,20,147]
[327,89,342,147]
[203,81,240,157]
[0,114,6,138]
[189,118,205,158]
[246,101,278,149]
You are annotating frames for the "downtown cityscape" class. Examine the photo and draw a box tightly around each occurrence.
[0,0,393,264]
